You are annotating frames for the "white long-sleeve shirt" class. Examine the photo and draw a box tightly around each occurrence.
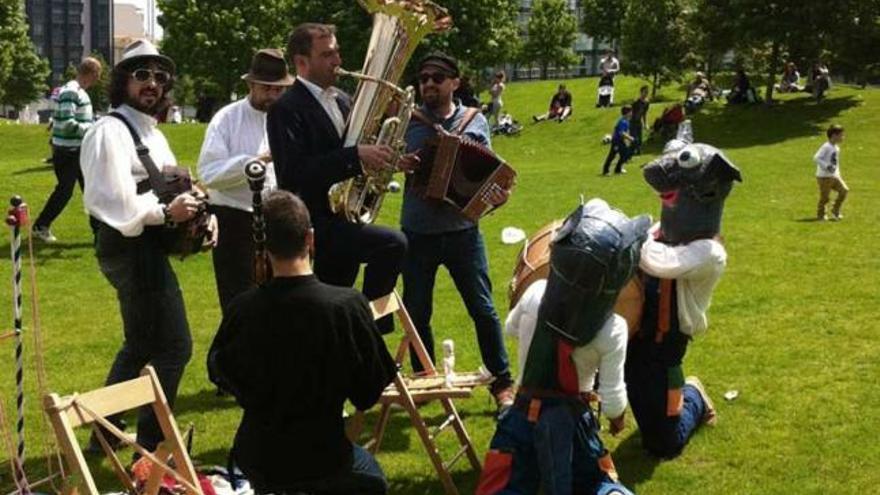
[813,141,841,178]
[505,280,630,419]
[639,224,727,337]
[197,98,277,211]
[81,104,171,237]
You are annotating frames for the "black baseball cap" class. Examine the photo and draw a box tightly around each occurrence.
[418,52,460,78]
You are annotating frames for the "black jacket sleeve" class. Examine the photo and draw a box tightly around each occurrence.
[346,294,396,411]
[266,100,362,194]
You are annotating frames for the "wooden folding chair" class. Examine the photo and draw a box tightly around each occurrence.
[43,365,202,495]
[350,291,487,495]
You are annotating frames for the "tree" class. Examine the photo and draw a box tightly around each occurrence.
[522,0,579,79]
[828,0,880,87]
[0,0,49,109]
[158,0,292,102]
[580,0,626,46]
[731,0,839,102]
[621,0,689,97]
[687,0,738,80]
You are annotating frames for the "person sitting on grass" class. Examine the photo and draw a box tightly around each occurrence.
[601,105,633,176]
[777,62,803,93]
[685,71,713,112]
[533,84,573,123]
[726,68,756,104]
[208,190,396,495]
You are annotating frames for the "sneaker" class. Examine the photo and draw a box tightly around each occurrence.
[830,214,843,222]
[685,376,716,426]
[490,379,516,415]
[32,226,57,243]
[615,169,627,175]
[532,115,539,123]
[817,214,827,221]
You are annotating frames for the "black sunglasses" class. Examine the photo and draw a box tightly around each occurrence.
[131,68,171,85]
[418,72,448,85]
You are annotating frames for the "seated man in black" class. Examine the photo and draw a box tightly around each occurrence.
[727,68,754,104]
[208,190,396,495]
[533,84,573,123]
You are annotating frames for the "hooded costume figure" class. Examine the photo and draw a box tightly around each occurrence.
[625,139,742,459]
[477,199,650,495]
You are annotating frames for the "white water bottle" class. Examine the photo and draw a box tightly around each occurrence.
[442,339,456,387]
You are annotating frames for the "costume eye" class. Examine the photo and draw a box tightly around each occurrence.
[678,146,701,169]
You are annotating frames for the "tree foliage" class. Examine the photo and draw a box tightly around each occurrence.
[827,0,880,87]
[522,0,578,79]
[580,0,626,46]
[621,0,688,97]
[686,0,737,79]
[0,0,49,109]
[158,0,292,101]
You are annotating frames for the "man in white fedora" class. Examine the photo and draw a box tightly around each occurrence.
[81,39,208,454]
[198,48,293,314]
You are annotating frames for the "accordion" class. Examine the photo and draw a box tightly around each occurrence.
[413,133,516,221]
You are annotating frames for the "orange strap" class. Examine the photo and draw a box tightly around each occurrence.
[527,398,541,423]
[598,451,619,481]
[655,279,673,343]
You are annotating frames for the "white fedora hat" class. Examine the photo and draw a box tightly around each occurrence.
[117,39,175,73]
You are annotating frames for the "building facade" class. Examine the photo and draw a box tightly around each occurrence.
[25,0,114,87]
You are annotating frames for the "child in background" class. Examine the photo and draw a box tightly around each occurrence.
[630,86,650,155]
[814,124,848,221]
[602,105,633,175]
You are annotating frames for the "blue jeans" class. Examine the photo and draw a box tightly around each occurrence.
[402,227,511,383]
[477,398,634,495]
[254,444,387,495]
[96,224,192,452]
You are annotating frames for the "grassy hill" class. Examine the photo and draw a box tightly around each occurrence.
[0,76,878,494]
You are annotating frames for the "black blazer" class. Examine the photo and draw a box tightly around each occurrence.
[267,80,361,220]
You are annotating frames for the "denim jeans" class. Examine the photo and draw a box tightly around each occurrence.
[602,139,631,175]
[402,227,511,382]
[477,398,634,495]
[254,444,387,495]
[95,223,192,451]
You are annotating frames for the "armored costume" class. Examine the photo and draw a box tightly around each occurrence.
[477,200,650,495]
[625,142,742,458]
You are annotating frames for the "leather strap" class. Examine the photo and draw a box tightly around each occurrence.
[107,112,167,197]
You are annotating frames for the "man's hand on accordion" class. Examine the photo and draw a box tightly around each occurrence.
[483,183,510,206]
[398,152,422,173]
[167,193,200,223]
[358,144,394,173]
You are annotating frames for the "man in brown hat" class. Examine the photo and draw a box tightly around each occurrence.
[198,48,293,313]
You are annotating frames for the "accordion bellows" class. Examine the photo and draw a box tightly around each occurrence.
[416,133,517,221]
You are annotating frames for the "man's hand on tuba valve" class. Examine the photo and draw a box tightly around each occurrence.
[358,144,394,173]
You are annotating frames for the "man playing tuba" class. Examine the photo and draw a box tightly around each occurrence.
[266,23,407,333]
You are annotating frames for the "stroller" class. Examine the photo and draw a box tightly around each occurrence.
[651,103,686,143]
[492,113,523,136]
[596,74,614,108]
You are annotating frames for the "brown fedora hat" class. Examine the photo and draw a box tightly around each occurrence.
[241,48,294,86]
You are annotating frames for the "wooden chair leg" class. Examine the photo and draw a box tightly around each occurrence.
[441,398,481,470]
[370,402,394,454]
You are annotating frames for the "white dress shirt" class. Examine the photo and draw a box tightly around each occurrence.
[505,279,630,419]
[81,104,173,237]
[639,224,727,337]
[298,75,345,137]
[197,98,277,211]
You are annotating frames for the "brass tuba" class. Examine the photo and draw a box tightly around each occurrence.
[328,0,452,224]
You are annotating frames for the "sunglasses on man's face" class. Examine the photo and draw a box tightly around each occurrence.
[131,68,171,85]
[418,72,448,85]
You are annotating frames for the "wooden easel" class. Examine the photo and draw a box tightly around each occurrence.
[351,291,487,495]
[43,366,203,495]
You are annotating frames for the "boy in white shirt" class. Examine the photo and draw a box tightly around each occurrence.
[814,124,848,221]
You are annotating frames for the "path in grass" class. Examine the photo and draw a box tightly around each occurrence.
[0,77,878,494]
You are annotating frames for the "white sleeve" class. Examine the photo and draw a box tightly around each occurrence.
[506,281,543,338]
[595,315,628,419]
[640,233,726,280]
[813,144,831,168]
[197,119,254,190]
[81,123,164,237]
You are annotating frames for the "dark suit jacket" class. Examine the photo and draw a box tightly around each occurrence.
[267,80,361,220]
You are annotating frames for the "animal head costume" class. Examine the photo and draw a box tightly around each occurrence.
[521,200,650,392]
[642,142,742,244]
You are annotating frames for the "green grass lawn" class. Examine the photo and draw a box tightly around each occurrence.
[1,76,879,494]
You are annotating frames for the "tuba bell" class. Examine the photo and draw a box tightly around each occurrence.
[328,0,452,224]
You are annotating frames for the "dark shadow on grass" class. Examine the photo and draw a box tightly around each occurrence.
[689,95,860,149]
[175,387,241,415]
[12,164,53,176]
[387,469,479,495]
[0,240,96,265]
[612,431,662,489]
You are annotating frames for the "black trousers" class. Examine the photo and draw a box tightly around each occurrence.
[313,216,407,331]
[210,205,256,314]
[34,146,84,229]
[602,139,631,174]
[95,223,192,452]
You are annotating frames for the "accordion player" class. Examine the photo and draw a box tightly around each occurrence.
[409,127,517,222]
